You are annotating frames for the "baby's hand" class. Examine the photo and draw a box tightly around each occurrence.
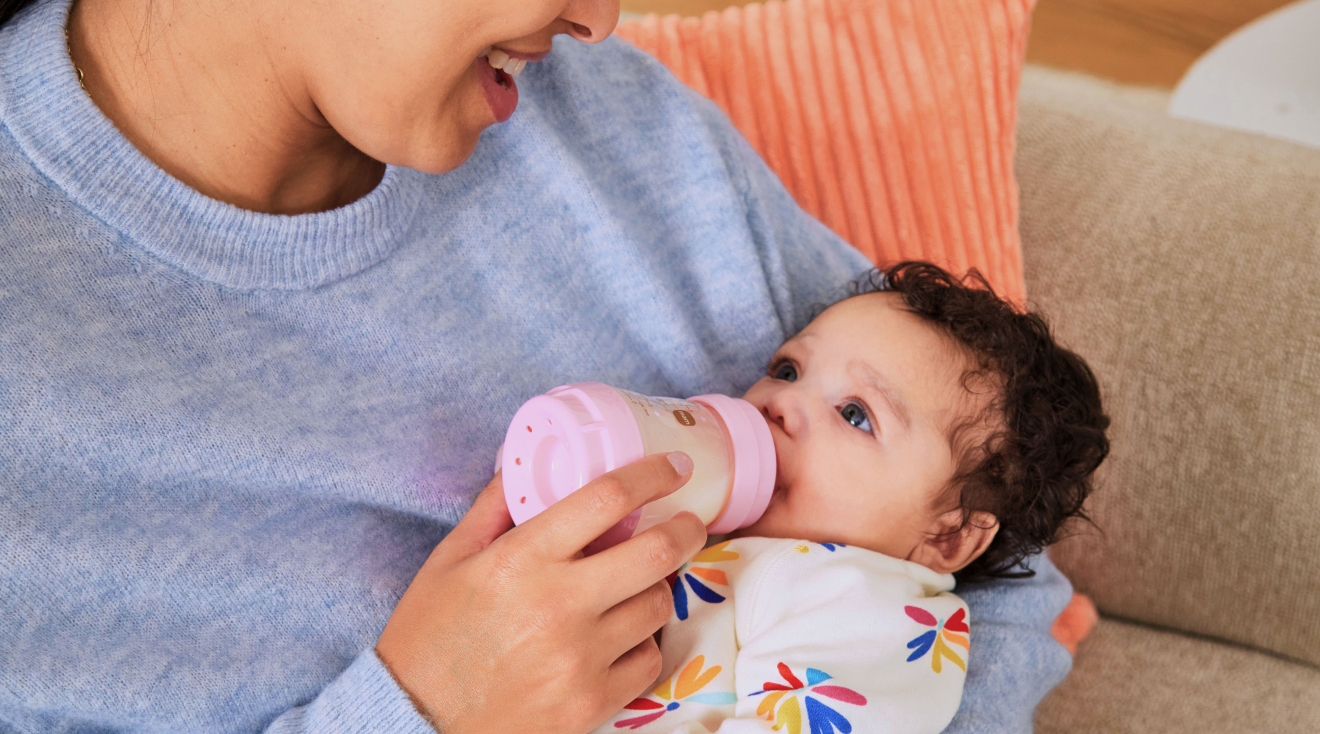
[376,452,704,734]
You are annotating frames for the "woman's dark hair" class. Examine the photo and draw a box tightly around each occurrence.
[857,262,1110,583]
[1,0,40,29]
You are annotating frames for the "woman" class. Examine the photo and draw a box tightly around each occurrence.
[0,0,1074,730]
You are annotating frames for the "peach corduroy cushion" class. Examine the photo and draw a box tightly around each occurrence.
[616,0,1034,304]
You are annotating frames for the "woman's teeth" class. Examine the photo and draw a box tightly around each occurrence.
[481,47,527,78]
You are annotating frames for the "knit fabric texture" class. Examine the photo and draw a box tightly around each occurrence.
[616,0,1033,304]
[0,0,1070,730]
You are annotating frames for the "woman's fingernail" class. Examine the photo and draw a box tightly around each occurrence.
[667,451,694,476]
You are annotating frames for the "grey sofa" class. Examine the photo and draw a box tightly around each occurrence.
[1017,67,1320,733]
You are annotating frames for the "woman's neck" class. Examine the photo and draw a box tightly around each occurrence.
[67,0,385,214]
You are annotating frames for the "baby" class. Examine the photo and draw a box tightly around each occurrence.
[593,262,1110,734]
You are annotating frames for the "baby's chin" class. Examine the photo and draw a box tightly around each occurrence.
[729,520,845,547]
[727,479,856,545]
[729,501,810,542]
[728,484,786,539]
[728,497,869,551]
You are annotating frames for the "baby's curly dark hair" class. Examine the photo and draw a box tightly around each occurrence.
[856,261,1110,583]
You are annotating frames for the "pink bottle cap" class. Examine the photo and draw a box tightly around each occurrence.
[501,383,645,529]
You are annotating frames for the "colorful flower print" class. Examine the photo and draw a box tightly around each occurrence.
[748,663,867,734]
[667,540,739,621]
[793,542,848,554]
[904,606,970,673]
[616,655,737,729]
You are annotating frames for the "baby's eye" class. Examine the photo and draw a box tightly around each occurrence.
[839,402,872,433]
[771,361,798,382]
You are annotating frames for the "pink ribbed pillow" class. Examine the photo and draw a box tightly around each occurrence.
[617,0,1033,304]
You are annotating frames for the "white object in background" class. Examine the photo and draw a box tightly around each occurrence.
[1169,0,1320,150]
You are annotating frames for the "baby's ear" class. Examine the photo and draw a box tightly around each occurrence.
[907,510,999,575]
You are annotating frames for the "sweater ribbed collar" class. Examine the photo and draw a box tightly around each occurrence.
[0,0,427,290]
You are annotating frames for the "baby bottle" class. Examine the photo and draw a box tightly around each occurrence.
[500,383,776,553]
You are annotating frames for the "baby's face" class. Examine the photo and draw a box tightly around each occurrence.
[733,293,985,562]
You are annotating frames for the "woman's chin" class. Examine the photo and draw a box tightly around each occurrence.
[382,132,482,176]
[355,107,487,176]
[413,148,479,176]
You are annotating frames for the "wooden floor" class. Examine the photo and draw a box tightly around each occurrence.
[617,0,1296,87]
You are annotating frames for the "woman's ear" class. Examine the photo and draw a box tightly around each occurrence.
[907,510,999,575]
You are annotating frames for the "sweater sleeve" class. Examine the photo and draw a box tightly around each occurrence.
[262,649,434,734]
[942,555,1075,734]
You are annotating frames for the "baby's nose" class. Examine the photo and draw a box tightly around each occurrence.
[762,388,806,437]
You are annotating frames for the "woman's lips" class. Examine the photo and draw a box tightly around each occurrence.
[476,55,518,124]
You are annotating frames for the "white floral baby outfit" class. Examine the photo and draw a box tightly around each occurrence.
[592,537,970,734]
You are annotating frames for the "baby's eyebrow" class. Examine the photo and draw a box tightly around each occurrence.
[850,360,913,432]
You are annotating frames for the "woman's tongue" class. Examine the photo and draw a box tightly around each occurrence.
[477,53,518,123]
[485,55,515,91]
[493,64,513,90]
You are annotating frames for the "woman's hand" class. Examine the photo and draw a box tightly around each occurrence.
[376,451,704,734]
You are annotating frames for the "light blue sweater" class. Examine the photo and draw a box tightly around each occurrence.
[0,0,1072,730]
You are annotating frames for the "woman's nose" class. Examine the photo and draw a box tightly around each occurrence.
[559,0,619,42]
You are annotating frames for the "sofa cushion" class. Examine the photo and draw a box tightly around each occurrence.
[616,0,1034,303]
[1036,618,1320,733]
[1016,67,1320,666]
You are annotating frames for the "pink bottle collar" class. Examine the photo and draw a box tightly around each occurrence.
[690,393,776,534]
